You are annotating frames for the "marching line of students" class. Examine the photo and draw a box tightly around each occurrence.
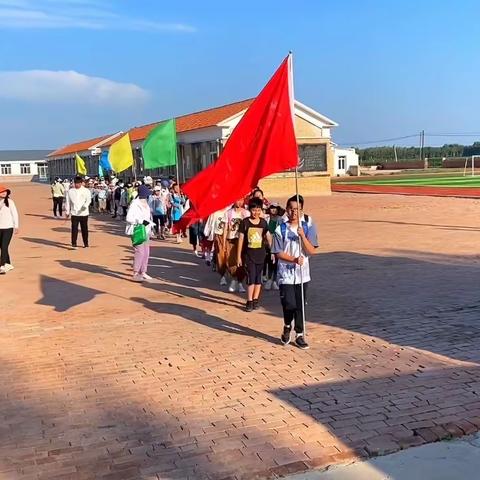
[3,177,319,350]
[202,189,319,349]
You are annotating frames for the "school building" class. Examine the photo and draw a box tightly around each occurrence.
[0,150,51,183]
[47,99,338,196]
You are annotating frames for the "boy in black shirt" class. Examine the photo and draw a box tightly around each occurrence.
[237,197,271,312]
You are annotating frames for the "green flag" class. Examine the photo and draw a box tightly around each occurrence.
[142,118,177,170]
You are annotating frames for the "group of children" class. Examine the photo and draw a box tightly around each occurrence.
[192,188,319,349]
[50,175,319,350]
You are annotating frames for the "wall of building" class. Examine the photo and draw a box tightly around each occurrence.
[259,173,331,199]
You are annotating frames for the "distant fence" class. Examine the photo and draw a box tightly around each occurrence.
[360,157,476,170]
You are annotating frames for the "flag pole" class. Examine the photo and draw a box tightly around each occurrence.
[289,51,307,338]
[174,119,180,185]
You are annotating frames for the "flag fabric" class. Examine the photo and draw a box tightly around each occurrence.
[99,150,112,172]
[75,154,87,176]
[175,55,297,231]
[109,133,134,174]
[143,119,177,170]
[99,163,104,178]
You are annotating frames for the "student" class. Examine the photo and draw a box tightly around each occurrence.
[126,185,153,282]
[272,195,318,350]
[97,185,108,214]
[149,186,169,240]
[203,207,229,285]
[112,182,122,218]
[51,177,65,217]
[0,185,19,275]
[120,185,129,219]
[237,197,271,312]
[189,221,205,257]
[65,176,92,249]
[251,188,270,212]
[170,183,186,243]
[223,199,249,293]
[264,203,283,290]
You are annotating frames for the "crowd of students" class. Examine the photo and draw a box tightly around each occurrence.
[1,175,319,349]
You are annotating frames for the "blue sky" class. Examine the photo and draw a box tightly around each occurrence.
[1,0,480,149]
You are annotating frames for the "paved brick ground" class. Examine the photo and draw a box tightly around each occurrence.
[2,183,480,479]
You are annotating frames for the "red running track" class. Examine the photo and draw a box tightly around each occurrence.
[332,183,480,198]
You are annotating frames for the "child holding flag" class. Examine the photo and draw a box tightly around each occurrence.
[272,195,318,350]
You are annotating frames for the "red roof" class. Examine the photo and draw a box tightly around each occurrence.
[128,98,254,143]
[49,99,254,156]
[48,134,114,157]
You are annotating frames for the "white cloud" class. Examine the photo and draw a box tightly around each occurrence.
[0,70,149,105]
[0,0,196,32]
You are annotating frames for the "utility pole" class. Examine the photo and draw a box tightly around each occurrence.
[419,130,425,166]
[394,144,398,162]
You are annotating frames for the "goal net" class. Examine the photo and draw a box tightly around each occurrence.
[463,155,480,176]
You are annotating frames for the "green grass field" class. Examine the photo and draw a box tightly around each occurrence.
[344,175,480,188]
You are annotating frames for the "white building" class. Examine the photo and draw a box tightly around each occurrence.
[334,147,359,176]
[0,150,50,182]
[48,99,339,193]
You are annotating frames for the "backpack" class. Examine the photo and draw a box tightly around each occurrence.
[280,215,309,242]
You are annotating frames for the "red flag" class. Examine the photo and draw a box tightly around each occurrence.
[175,54,298,231]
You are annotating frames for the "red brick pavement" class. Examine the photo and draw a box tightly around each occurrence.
[2,184,480,479]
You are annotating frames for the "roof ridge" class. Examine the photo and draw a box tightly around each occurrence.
[130,98,254,131]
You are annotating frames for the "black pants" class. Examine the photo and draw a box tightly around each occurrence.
[53,197,64,217]
[263,250,277,279]
[71,216,89,247]
[0,228,13,266]
[279,282,309,334]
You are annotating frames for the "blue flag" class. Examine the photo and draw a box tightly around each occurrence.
[99,150,112,172]
[99,163,104,178]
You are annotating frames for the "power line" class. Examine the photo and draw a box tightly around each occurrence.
[338,134,419,146]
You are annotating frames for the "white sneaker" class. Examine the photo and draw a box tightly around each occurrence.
[132,274,143,282]
[238,283,246,293]
[264,279,273,291]
[220,276,227,286]
[0,266,5,275]
[273,281,280,290]
[3,264,14,273]
[228,280,238,292]
[142,273,153,280]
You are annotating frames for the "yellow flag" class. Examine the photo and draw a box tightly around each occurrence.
[109,133,134,173]
[75,154,87,176]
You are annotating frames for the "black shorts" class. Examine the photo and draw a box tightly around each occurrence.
[245,259,264,285]
[153,214,167,227]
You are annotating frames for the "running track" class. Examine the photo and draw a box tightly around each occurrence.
[332,183,480,198]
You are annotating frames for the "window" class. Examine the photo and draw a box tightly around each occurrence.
[338,156,346,170]
[209,141,218,163]
[20,163,31,174]
[298,144,327,172]
[0,164,11,175]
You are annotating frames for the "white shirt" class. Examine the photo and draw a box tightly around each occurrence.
[204,207,228,241]
[66,186,91,216]
[223,207,249,240]
[0,199,19,229]
[126,199,153,236]
[272,220,319,285]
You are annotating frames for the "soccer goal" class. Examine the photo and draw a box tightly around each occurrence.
[463,155,480,176]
